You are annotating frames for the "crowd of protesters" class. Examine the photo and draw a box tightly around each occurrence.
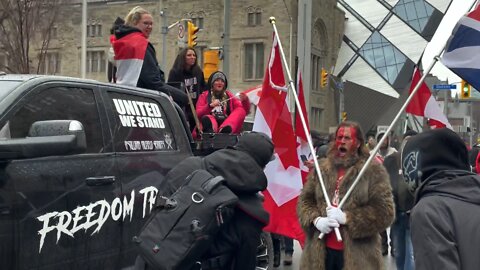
[298,125,480,270]
[108,6,480,270]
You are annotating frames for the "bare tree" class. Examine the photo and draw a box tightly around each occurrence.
[0,0,65,74]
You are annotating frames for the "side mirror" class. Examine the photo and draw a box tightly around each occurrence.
[0,120,87,159]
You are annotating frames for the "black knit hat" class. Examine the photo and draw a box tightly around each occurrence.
[207,71,228,89]
[401,128,469,191]
[234,132,274,168]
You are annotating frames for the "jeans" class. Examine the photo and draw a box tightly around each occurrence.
[272,234,294,255]
[284,237,294,255]
[391,211,415,270]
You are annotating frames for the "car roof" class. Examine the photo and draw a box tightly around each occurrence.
[0,74,166,97]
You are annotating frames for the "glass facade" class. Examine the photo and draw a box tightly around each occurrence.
[393,0,434,33]
[359,31,407,84]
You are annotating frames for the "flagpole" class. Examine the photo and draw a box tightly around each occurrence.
[337,0,479,203]
[269,17,342,241]
[321,0,479,239]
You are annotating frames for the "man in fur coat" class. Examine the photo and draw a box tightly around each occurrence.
[297,121,395,270]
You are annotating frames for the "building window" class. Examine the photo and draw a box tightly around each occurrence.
[247,8,262,26]
[87,23,102,37]
[244,43,264,80]
[311,54,322,91]
[87,51,106,73]
[310,107,323,130]
[359,31,407,84]
[393,0,434,33]
[192,17,204,29]
[40,52,61,75]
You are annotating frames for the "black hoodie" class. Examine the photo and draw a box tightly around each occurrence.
[158,132,274,224]
[402,128,480,270]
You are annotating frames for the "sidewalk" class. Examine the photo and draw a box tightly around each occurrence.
[274,240,397,270]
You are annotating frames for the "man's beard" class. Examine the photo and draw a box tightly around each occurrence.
[331,150,360,168]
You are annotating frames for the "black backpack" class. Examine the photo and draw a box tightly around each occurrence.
[133,169,239,270]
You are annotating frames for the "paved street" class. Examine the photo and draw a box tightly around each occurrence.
[275,240,397,270]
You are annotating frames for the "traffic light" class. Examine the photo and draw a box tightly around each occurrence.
[321,68,328,88]
[342,111,347,121]
[461,80,471,99]
[203,50,220,81]
[187,21,199,48]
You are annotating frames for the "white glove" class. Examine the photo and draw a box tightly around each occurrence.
[327,206,347,225]
[313,217,339,234]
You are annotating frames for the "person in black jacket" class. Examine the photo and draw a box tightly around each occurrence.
[383,130,417,270]
[402,128,480,270]
[108,17,124,83]
[159,131,274,270]
[168,47,207,131]
[112,6,187,106]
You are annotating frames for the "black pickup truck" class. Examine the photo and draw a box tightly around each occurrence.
[0,75,272,270]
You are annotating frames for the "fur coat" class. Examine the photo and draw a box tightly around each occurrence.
[297,156,395,270]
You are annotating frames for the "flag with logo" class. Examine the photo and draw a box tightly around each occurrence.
[406,67,452,129]
[441,4,480,90]
[253,35,304,243]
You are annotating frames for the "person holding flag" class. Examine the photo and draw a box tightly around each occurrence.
[297,121,394,270]
[196,71,250,134]
[252,31,305,249]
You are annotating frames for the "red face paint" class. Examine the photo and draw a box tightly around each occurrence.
[335,126,358,156]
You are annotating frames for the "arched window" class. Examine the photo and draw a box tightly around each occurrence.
[246,7,262,26]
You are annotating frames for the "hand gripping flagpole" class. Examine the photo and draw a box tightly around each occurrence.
[319,0,480,240]
[269,17,342,241]
[318,59,440,240]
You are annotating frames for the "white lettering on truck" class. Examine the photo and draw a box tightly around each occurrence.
[113,99,165,128]
[36,187,158,253]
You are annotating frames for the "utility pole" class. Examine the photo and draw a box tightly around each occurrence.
[81,0,87,78]
[223,0,230,77]
[470,101,474,147]
[160,11,168,72]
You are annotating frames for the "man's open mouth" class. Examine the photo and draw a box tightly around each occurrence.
[338,147,347,157]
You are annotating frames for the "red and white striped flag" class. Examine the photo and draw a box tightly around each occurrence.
[406,67,452,129]
[112,32,148,86]
[253,35,304,243]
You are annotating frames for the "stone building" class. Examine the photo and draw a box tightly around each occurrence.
[2,0,345,133]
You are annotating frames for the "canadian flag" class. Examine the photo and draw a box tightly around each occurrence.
[241,84,262,106]
[253,35,304,243]
[406,67,452,129]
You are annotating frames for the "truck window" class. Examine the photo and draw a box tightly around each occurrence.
[108,92,177,152]
[8,86,104,153]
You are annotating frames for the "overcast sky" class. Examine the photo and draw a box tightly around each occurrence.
[422,0,478,84]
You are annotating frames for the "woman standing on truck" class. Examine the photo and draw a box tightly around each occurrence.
[196,71,250,134]
[112,6,187,106]
[168,47,207,131]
